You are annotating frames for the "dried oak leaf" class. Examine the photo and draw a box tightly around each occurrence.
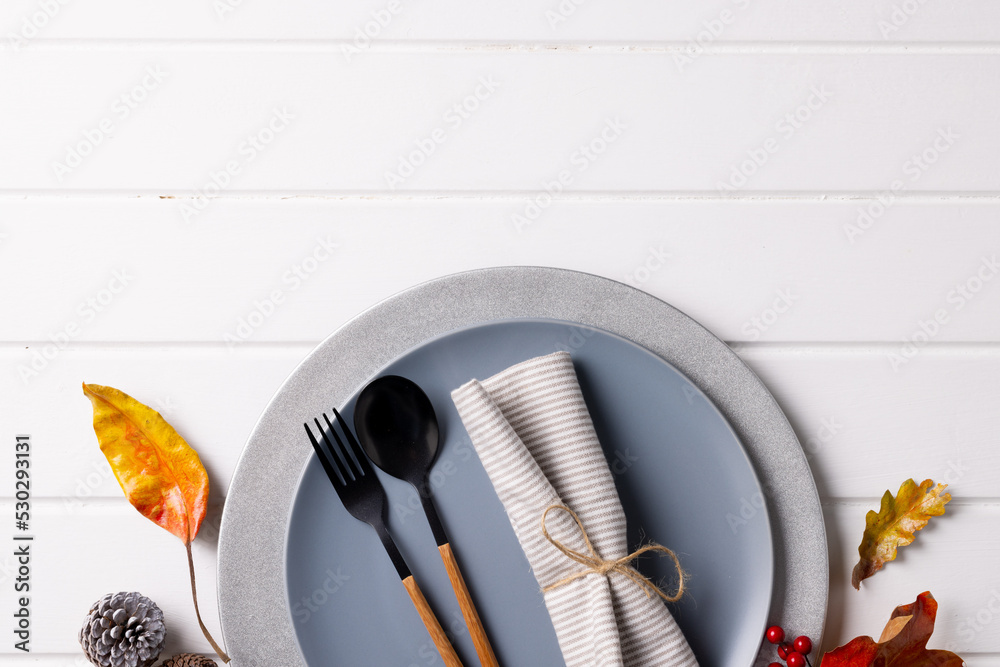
[851,478,950,589]
[822,592,964,667]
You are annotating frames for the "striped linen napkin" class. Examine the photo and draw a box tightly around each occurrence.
[451,351,698,667]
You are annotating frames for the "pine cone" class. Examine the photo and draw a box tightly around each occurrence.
[79,592,165,667]
[161,654,217,667]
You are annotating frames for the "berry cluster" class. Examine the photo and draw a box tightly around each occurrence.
[764,625,813,667]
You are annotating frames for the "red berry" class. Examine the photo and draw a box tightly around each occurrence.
[765,625,785,644]
[793,636,813,655]
[777,643,793,660]
[767,663,783,667]
[786,652,806,667]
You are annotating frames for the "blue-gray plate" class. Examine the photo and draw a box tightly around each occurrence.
[287,319,771,666]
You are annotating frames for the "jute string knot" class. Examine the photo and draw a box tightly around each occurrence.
[540,504,685,602]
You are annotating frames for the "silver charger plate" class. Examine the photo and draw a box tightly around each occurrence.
[218,266,828,666]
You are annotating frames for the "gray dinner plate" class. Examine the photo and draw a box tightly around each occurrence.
[287,319,772,666]
[218,267,828,667]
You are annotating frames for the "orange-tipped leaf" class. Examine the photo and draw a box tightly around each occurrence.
[83,383,208,544]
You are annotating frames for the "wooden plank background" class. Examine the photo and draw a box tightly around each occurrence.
[1,1,998,664]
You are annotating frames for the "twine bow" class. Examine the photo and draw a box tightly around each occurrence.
[540,504,685,602]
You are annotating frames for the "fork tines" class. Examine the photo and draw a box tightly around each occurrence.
[304,408,411,580]
[305,408,371,489]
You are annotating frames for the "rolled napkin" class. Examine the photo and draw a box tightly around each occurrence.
[451,351,698,667]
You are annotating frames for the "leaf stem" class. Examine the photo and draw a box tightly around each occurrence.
[186,541,232,663]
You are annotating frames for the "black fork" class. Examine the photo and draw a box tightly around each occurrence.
[304,409,463,667]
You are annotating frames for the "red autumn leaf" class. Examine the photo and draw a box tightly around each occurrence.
[822,592,964,667]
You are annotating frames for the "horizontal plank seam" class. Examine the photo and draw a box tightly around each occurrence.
[0,340,318,350]
[731,342,1000,352]
[5,40,1000,54]
[3,191,1000,202]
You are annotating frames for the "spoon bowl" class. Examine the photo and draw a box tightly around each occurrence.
[355,375,440,485]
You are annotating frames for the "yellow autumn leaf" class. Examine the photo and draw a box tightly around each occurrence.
[851,478,951,589]
[82,383,208,544]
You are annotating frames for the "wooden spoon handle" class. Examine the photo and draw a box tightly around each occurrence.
[439,543,500,667]
[401,574,464,667]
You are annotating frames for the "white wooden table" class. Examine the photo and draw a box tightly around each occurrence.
[2,1,999,664]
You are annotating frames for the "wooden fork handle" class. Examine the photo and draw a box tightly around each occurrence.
[401,575,464,667]
[439,543,500,667]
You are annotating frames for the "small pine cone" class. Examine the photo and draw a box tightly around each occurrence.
[161,654,218,667]
[79,591,165,667]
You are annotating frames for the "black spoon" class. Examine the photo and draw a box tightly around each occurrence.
[355,375,499,667]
